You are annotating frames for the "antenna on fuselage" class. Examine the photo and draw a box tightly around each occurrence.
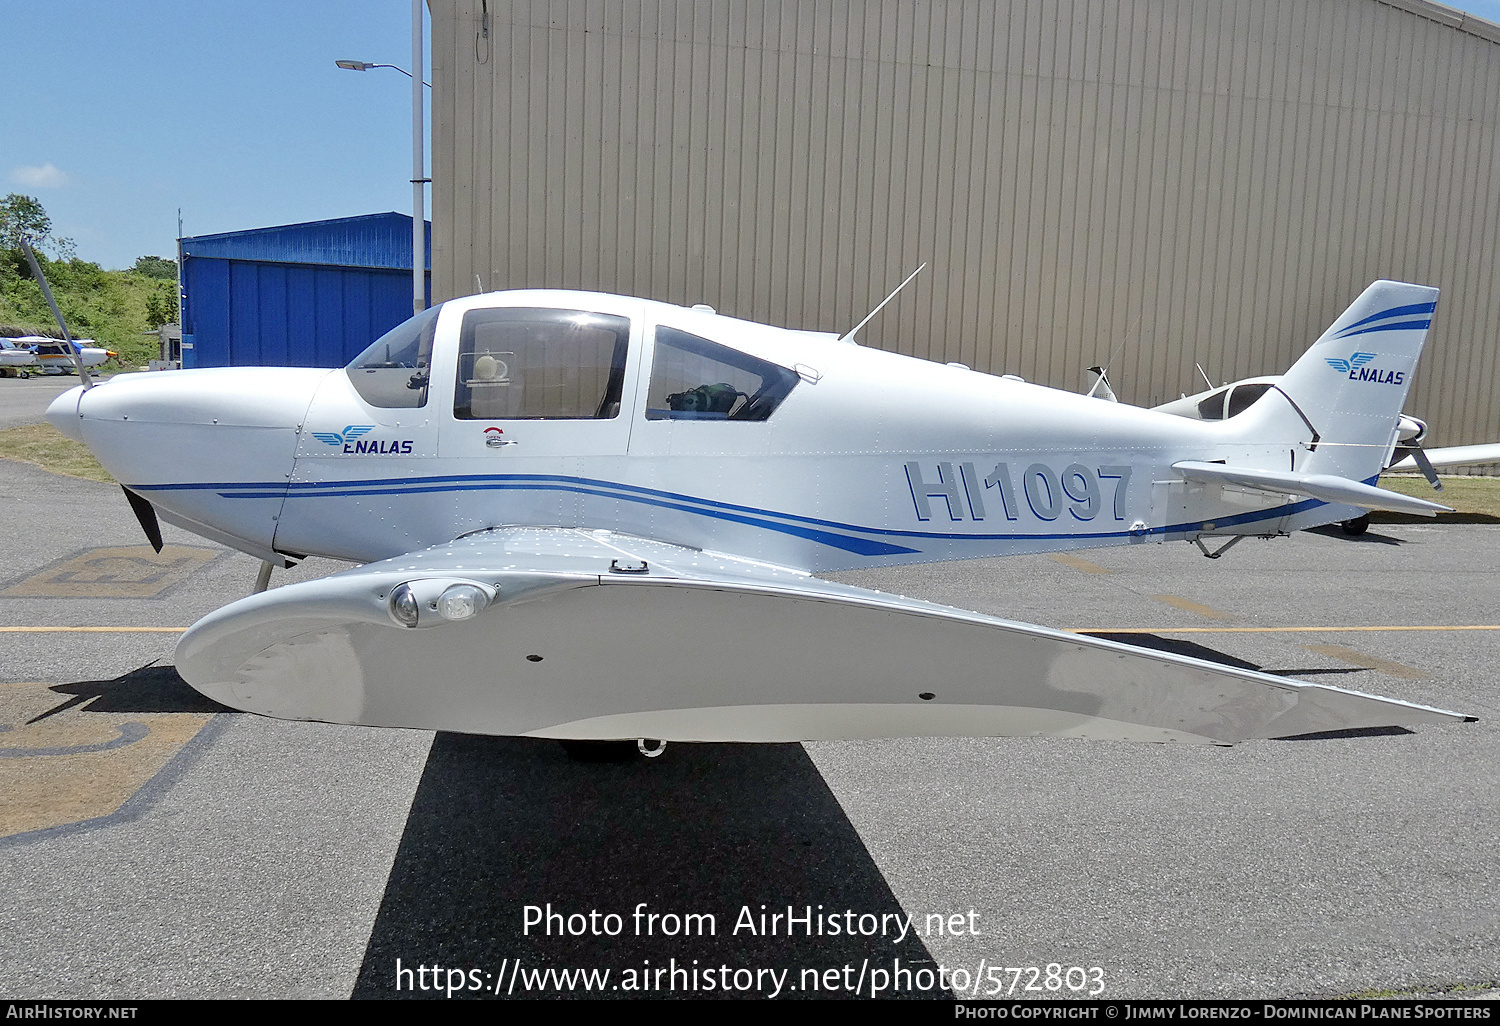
[838,263,926,344]
[1196,362,1214,390]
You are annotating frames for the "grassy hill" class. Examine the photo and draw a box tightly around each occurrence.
[0,250,173,366]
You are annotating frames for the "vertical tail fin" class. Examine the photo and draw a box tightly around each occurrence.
[1274,280,1438,480]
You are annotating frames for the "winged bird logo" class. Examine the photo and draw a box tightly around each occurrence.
[311,425,375,446]
[1325,352,1377,374]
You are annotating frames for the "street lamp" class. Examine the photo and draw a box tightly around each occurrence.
[335,59,431,86]
[335,2,429,314]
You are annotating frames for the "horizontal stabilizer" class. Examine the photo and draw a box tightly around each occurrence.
[1173,461,1452,516]
[174,527,1472,745]
[1389,442,1500,472]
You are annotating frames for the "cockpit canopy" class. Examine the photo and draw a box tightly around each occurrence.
[347,299,800,422]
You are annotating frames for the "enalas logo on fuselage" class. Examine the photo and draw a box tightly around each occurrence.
[311,424,414,454]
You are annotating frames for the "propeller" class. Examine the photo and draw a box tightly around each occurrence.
[1389,415,1443,492]
[121,488,164,553]
[21,239,170,552]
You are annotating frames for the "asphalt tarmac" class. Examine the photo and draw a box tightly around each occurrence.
[0,376,79,429]
[1,455,1496,1001]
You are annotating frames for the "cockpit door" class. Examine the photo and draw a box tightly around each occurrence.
[436,300,644,459]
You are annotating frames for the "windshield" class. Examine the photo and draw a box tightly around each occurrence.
[347,305,441,408]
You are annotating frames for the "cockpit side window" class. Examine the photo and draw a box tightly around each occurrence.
[1195,388,1229,420]
[1225,382,1272,418]
[454,308,630,420]
[646,326,798,421]
[347,305,441,408]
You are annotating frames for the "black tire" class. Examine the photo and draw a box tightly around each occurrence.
[558,739,640,762]
[1341,515,1370,536]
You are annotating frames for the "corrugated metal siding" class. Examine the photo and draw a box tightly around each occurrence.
[180,214,433,368]
[182,257,418,368]
[182,213,432,270]
[431,0,1500,450]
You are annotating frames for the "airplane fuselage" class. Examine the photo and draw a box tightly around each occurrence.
[48,290,1357,573]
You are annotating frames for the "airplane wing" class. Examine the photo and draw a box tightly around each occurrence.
[1388,443,1500,472]
[174,527,1473,745]
[1173,461,1452,516]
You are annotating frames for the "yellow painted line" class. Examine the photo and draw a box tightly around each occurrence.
[1069,625,1500,634]
[1301,643,1429,680]
[1048,553,1113,574]
[0,627,189,633]
[1151,594,1236,620]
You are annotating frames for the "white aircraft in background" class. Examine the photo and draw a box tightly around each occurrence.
[20,336,116,374]
[0,339,39,377]
[1149,370,1500,533]
[46,280,1476,749]
[1153,375,1500,471]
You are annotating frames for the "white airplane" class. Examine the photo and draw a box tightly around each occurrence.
[45,280,1477,748]
[14,336,116,374]
[0,338,40,377]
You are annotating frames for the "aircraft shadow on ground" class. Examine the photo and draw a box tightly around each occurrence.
[1080,632,1414,743]
[1304,525,1406,545]
[1371,512,1500,526]
[354,736,944,1000]
[27,664,230,723]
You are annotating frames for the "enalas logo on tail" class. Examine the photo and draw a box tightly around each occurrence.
[1325,352,1376,374]
[1318,299,1434,385]
[1324,351,1406,385]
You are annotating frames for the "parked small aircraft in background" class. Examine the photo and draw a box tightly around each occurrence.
[22,336,116,374]
[0,338,39,378]
[3,336,115,375]
[46,280,1475,747]
[1149,369,1500,533]
[1153,376,1500,474]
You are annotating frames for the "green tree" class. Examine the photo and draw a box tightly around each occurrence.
[144,282,179,327]
[133,255,177,280]
[0,194,75,260]
[0,194,50,248]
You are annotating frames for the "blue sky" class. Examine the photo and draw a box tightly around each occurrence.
[4,1,430,269]
[7,1,1500,270]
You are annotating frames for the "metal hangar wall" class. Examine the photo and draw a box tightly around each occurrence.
[429,0,1500,450]
[180,213,431,369]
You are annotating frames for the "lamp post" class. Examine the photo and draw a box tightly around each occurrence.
[336,1,429,314]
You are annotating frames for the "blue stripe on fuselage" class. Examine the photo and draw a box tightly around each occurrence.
[129,472,1337,555]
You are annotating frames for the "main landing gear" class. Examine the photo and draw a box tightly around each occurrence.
[1340,515,1370,536]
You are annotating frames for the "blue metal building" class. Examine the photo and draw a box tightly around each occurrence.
[180,213,431,368]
